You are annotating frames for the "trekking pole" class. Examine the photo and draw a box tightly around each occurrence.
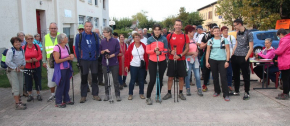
[173,46,177,103]
[155,40,161,103]
[71,61,74,103]
[105,53,114,104]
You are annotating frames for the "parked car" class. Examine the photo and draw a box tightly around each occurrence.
[228,29,259,39]
[252,30,279,53]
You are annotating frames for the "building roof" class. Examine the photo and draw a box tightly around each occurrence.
[197,1,217,11]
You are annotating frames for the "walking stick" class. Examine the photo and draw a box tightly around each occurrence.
[155,40,162,103]
[105,52,114,104]
[173,46,177,103]
[71,61,74,103]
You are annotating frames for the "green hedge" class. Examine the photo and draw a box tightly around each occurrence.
[113,29,132,38]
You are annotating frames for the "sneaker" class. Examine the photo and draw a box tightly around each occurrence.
[197,89,203,96]
[119,85,123,90]
[55,103,66,108]
[37,95,42,101]
[123,83,127,87]
[93,96,102,101]
[213,92,220,97]
[15,103,27,110]
[233,92,240,96]
[224,96,230,101]
[19,99,26,106]
[243,93,250,100]
[155,96,162,103]
[186,88,191,96]
[228,86,233,92]
[27,95,34,102]
[65,101,74,105]
[202,85,208,92]
[128,95,133,100]
[179,93,186,100]
[162,93,172,100]
[103,95,109,101]
[47,95,55,102]
[275,93,289,100]
[116,96,122,101]
[140,94,145,99]
[79,97,86,103]
[146,98,152,105]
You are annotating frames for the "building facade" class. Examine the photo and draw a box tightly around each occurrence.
[0,0,109,49]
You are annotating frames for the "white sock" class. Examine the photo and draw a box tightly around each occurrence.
[51,93,55,96]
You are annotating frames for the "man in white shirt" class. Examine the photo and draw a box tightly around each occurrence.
[138,29,147,45]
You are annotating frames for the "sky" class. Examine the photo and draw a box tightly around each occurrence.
[109,0,217,22]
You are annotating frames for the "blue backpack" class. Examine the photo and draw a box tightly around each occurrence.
[1,47,24,69]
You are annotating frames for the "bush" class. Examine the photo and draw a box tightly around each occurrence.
[113,29,132,38]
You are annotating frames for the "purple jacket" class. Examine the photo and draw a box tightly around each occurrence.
[99,37,120,66]
[52,61,73,86]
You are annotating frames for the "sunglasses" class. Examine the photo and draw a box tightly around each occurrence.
[27,38,33,40]
[79,29,84,31]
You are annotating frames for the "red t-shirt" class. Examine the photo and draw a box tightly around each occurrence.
[167,33,189,60]
[22,44,42,69]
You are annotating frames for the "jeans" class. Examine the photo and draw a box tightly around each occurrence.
[185,61,201,89]
[226,59,233,86]
[129,66,145,95]
[118,75,127,85]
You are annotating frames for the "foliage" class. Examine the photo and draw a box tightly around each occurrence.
[216,0,243,27]
[113,17,132,30]
[113,29,131,38]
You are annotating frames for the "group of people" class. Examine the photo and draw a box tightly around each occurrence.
[5,18,290,110]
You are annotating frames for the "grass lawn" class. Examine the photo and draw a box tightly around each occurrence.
[0,62,79,90]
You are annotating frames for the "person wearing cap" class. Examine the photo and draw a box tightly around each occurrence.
[221,26,236,94]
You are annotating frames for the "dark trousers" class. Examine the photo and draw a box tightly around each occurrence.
[227,59,233,86]
[98,61,103,83]
[231,55,250,93]
[202,56,211,85]
[209,59,229,97]
[147,60,167,98]
[102,65,120,96]
[129,66,145,95]
[281,69,290,94]
[55,69,71,104]
[80,60,99,97]
[253,65,279,82]
[118,75,127,85]
[25,67,42,91]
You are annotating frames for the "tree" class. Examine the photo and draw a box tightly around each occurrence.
[216,0,243,28]
[162,15,176,30]
[177,7,189,27]
[132,10,148,28]
[113,17,132,30]
[184,12,204,26]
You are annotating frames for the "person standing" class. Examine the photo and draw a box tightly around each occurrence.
[231,19,254,100]
[93,28,105,86]
[17,31,28,97]
[146,24,168,105]
[6,37,26,110]
[275,28,290,100]
[22,34,42,102]
[143,28,151,38]
[75,21,101,103]
[118,34,128,90]
[42,22,60,102]
[162,19,189,100]
[33,34,43,51]
[136,29,148,85]
[100,26,122,101]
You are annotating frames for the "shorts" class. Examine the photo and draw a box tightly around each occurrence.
[47,63,56,88]
[167,60,187,77]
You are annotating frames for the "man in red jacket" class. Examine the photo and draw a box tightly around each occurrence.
[163,19,189,101]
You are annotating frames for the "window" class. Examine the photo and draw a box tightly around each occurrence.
[88,0,92,4]
[79,16,85,25]
[87,16,93,24]
[103,0,106,9]
[208,11,212,19]
[95,0,98,5]
[103,19,106,26]
[94,17,99,28]
[256,32,278,40]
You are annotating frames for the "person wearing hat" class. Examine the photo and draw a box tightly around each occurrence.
[73,24,92,92]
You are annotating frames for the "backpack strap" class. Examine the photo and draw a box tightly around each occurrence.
[78,33,82,60]
[56,45,61,59]
[168,33,173,51]
[92,32,100,58]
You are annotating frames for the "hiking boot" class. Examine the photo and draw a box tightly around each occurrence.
[233,92,240,96]
[186,88,191,96]
[116,96,122,101]
[123,83,127,87]
[179,93,186,100]
[119,85,123,90]
[93,96,102,101]
[128,95,133,100]
[27,95,34,102]
[146,98,152,105]
[103,95,109,101]
[202,85,208,92]
[155,96,162,103]
[19,98,26,106]
[65,101,74,105]
[55,103,66,108]
[197,89,203,96]
[37,95,42,101]
[80,97,86,103]
[275,93,289,100]
[140,94,145,99]
[213,92,220,97]
[243,92,250,100]
[47,95,55,102]
[224,96,230,101]
[15,103,27,110]
[162,93,172,100]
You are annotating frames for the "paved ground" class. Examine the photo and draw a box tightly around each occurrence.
[0,72,289,126]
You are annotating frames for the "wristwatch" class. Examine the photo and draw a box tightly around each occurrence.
[226,61,230,63]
